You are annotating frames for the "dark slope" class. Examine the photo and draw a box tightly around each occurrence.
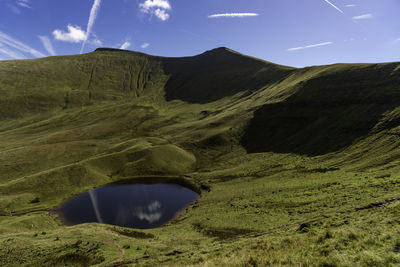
[241,63,400,156]
[161,47,294,103]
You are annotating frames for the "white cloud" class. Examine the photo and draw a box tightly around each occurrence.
[287,42,333,51]
[120,41,131,50]
[140,0,171,12]
[345,4,356,8]
[353,13,373,20]
[80,0,102,53]
[17,0,30,8]
[208,13,259,18]
[141,42,149,49]
[323,0,344,14]
[53,25,86,43]
[287,47,304,52]
[154,8,169,21]
[139,0,171,21]
[38,35,56,56]
[0,31,45,58]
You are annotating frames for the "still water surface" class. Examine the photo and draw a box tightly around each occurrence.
[54,182,199,229]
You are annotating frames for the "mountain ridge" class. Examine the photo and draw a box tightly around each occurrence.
[2,47,398,118]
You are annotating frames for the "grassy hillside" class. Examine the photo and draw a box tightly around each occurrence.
[0,48,399,266]
[241,63,400,156]
[0,47,292,118]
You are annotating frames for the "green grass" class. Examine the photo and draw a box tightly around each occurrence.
[0,48,399,266]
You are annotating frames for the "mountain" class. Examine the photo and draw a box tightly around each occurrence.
[0,48,399,266]
[0,47,292,118]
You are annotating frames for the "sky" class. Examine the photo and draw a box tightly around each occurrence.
[0,0,399,67]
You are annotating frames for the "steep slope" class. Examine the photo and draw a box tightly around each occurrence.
[241,63,400,156]
[0,50,167,119]
[162,47,294,103]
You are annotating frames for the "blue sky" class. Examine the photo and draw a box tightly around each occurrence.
[0,0,399,67]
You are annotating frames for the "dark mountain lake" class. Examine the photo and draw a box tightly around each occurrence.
[52,180,200,229]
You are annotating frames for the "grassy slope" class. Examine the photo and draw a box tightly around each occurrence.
[0,48,399,266]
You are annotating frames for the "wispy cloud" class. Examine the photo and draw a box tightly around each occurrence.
[0,31,45,58]
[345,4,356,8]
[0,47,21,59]
[141,42,149,49]
[323,0,344,14]
[53,25,86,43]
[287,42,333,52]
[7,4,20,14]
[353,13,373,20]
[139,0,171,21]
[89,38,102,47]
[120,41,131,50]
[80,0,102,54]
[38,36,56,56]
[17,0,30,8]
[7,0,30,14]
[0,43,25,59]
[208,13,259,18]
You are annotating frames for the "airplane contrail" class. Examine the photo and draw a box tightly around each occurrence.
[80,0,102,54]
[0,31,45,58]
[323,0,344,14]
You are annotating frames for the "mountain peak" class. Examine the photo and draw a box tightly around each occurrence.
[202,47,236,55]
[94,47,128,52]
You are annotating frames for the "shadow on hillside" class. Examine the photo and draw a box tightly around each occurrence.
[161,48,293,104]
[241,63,400,156]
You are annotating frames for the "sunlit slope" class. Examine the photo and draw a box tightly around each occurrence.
[0,50,167,119]
[0,47,293,119]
